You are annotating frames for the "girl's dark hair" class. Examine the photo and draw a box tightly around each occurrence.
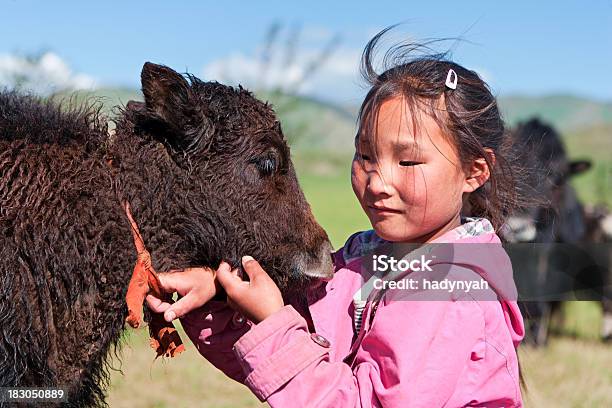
[356,26,529,393]
[356,26,524,234]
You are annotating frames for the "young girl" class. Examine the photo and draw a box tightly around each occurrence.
[146,29,525,407]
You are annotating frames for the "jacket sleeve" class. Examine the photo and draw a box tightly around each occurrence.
[180,300,252,383]
[233,297,485,407]
[177,246,350,385]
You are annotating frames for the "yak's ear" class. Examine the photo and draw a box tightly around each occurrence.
[569,160,592,176]
[140,62,192,130]
[138,62,209,155]
[126,100,146,114]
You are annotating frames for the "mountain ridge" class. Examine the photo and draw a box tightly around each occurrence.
[51,87,611,152]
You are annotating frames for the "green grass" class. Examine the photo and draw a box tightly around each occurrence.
[564,125,612,207]
[292,149,371,248]
[107,326,261,408]
[298,174,369,249]
[558,301,605,340]
[520,335,612,407]
[107,304,612,407]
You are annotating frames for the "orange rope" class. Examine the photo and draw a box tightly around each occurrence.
[123,201,185,358]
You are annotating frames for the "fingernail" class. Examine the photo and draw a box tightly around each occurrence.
[242,255,254,264]
[166,310,176,322]
[218,261,230,272]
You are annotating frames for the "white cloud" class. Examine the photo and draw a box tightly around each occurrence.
[0,51,97,95]
[203,47,364,103]
[202,42,501,106]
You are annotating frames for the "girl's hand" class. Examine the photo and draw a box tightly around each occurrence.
[217,256,284,324]
[145,265,220,322]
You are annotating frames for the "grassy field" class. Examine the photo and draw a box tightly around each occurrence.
[107,302,611,408]
[106,151,612,407]
[564,125,612,208]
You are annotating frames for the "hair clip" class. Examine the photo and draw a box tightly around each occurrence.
[445,69,457,90]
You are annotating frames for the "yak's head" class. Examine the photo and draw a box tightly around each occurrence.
[121,62,333,295]
[504,118,591,243]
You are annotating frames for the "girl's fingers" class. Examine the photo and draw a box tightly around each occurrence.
[217,262,244,296]
[145,294,172,313]
[163,289,209,322]
[156,267,213,294]
[241,256,266,282]
[155,271,185,293]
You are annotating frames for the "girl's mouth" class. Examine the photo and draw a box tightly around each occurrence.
[368,205,403,214]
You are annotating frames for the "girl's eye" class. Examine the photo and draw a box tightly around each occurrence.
[399,160,421,167]
[358,152,371,161]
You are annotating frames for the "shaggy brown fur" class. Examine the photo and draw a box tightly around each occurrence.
[0,62,332,407]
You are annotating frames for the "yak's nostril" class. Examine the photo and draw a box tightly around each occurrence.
[302,240,334,280]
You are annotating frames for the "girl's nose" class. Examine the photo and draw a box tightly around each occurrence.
[366,168,394,197]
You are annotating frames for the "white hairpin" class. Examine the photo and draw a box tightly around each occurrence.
[445,68,457,90]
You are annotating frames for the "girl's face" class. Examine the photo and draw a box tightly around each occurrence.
[351,96,475,243]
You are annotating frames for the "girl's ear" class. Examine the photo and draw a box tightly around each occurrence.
[463,148,495,193]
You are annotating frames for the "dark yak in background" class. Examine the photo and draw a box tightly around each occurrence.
[503,118,591,244]
[583,204,612,341]
[0,63,333,407]
[502,118,593,346]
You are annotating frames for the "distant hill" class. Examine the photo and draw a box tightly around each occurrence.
[346,94,612,133]
[257,91,356,151]
[52,87,358,151]
[499,94,612,132]
[51,87,141,116]
[51,88,611,151]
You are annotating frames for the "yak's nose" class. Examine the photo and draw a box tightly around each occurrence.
[503,216,537,243]
[303,240,334,280]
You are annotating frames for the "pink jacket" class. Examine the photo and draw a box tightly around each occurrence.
[181,218,525,407]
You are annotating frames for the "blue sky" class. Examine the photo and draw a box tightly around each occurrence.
[1,0,611,104]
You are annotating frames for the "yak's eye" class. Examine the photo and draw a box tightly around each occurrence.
[253,155,277,177]
[260,157,276,175]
